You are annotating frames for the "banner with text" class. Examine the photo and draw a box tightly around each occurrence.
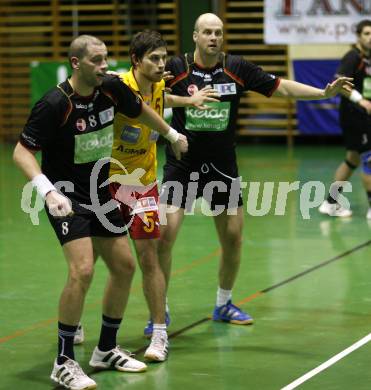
[264,0,371,44]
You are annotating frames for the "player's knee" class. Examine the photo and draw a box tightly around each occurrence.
[345,158,359,170]
[114,256,136,277]
[158,233,176,253]
[69,264,95,289]
[139,255,159,275]
[222,228,243,249]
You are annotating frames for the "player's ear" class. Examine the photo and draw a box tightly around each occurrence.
[71,56,80,70]
[193,30,198,43]
[131,54,139,68]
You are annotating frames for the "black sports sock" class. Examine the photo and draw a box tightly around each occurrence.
[327,185,343,204]
[367,191,371,207]
[57,322,78,365]
[98,314,122,352]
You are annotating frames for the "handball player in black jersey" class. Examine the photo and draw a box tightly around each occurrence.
[13,34,187,389]
[319,19,371,219]
[158,13,353,326]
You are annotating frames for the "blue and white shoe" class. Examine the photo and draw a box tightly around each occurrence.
[144,312,171,338]
[212,300,253,325]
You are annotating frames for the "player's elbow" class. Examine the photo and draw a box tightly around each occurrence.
[13,142,23,167]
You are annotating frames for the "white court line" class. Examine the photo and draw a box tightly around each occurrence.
[281,332,371,390]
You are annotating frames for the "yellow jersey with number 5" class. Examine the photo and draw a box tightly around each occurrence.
[109,68,165,185]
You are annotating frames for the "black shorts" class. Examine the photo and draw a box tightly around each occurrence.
[46,201,127,246]
[160,159,243,212]
[340,111,371,152]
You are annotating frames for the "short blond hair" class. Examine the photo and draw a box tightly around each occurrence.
[68,35,105,66]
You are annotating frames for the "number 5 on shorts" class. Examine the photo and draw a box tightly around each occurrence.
[143,211,155,233]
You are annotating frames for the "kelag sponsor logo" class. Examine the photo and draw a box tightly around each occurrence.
[74,125,113,164]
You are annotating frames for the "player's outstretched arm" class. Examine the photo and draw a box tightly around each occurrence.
[13,142,72,217]
[273,77,354,100]
[165,86,220,109]
[137,103,188,159]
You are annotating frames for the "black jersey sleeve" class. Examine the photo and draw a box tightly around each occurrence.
[336,49,359,77]
[165,56,187,89]
[20,98,57,150]
[102,75,142,118]
[229,56,279,97]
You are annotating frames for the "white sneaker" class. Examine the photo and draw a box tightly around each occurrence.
[50,358,96,390]
[73,324,84,345]
[319,200,352,217]
[89,345,147,372]
[367,208,371,220]
[144,333,169,362]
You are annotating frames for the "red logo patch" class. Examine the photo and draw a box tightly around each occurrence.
[187,84,199,96]
[76,118,87,132]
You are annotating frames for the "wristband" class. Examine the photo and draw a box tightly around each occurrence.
[32,174,56,199]
[164,127,179,144]
[349,89,363,103]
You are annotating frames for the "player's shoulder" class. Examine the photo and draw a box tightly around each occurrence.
[225,53,250,67]
[41,80,71,107]
[101,74,123,88]
[342,47,361,62]
[120,70,133,85]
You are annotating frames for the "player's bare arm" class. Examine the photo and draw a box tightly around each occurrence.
[137,102,188,159]
[273,77,354,100]
[165,85,220,110]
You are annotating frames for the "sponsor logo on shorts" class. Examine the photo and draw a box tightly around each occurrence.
[131,196,158,215]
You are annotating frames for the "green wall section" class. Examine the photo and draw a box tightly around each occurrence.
[179,0,212,53]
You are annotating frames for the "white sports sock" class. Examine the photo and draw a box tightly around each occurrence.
[153,324,167,338]
[165,297,169,313]
[216,287,232,307]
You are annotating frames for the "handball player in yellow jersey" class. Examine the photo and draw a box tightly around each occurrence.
[109,30,218,362]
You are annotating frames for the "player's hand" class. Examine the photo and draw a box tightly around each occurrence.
[106,70,120,76]
[189,85,220,109]
[324,77,354,98]
[45,191,73,218]
[171,133,188,160]
[359,99,371,115]
[163,71,174,83]
[163,71,174,93]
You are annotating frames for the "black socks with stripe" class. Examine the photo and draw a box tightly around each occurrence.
[98,314,122,352]
[57,322,78,365]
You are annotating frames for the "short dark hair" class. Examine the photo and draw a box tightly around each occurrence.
[356,19,371,35]
[129,30,167,67]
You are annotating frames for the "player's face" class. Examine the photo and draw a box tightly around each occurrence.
[79,43,108,87]
[193,20,223,56]
[358,26,371,53]
[137,47,167,82]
